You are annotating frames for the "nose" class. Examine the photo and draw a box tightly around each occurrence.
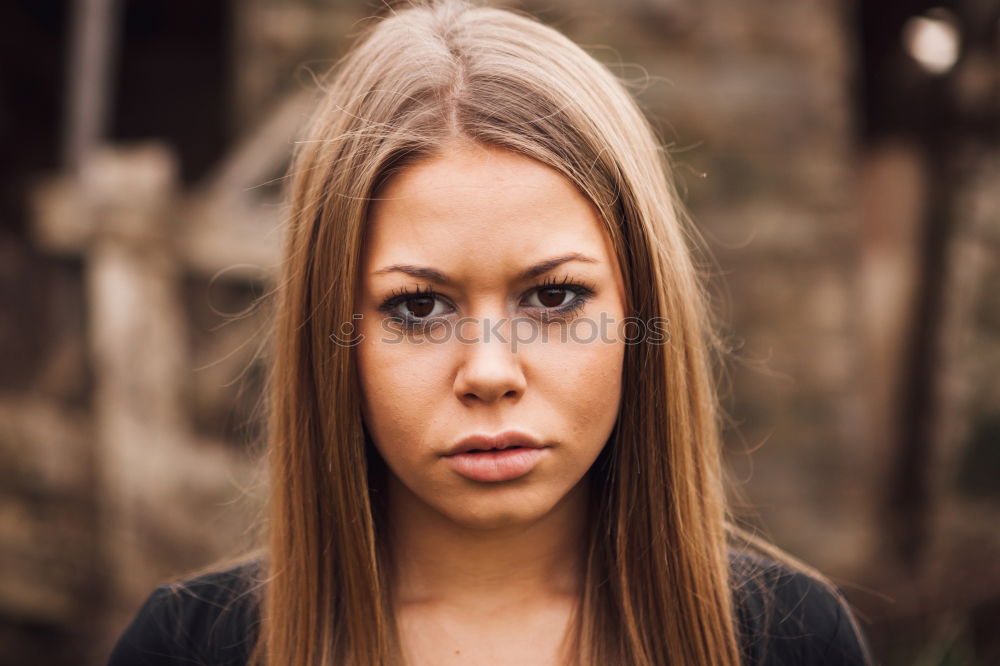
[453,317,527,404]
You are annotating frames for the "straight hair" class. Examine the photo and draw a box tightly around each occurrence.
[250,1,798,664]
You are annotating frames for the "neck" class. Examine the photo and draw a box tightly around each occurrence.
[385,474,590,611]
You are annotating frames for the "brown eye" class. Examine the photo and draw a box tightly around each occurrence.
[533,287,572,308]
[377,287,454,330]
[405,296,436,318]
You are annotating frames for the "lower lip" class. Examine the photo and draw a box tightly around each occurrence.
[444,447,548,483]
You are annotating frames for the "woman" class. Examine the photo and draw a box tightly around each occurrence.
[108,1,872,664]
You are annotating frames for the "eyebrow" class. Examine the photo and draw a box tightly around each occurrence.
[372,252,599,284]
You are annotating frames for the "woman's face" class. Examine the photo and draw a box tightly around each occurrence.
[355,142,626,530]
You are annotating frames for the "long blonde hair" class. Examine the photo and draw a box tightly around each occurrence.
[256,1,749,663]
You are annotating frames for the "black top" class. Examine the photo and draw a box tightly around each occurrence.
[107,552,873,665]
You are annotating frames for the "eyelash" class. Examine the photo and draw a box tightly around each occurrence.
[376,274,597,333]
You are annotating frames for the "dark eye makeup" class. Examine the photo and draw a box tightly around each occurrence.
[375,273,598,334]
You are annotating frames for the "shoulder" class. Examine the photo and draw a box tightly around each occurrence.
[106,559,262,666]
[728,550,873,666]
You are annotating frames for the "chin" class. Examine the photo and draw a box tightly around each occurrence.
[446,509,544,532]
[438,490,560,531]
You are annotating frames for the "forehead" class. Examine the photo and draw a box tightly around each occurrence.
[362,144,616,273]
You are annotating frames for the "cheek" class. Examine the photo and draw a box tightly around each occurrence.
[532,335,624,440]
[355,333,451,457]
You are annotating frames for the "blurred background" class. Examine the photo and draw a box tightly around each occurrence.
[1,0,998,664]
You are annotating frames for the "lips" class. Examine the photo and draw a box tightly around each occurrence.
[442,431,550,483]
[443,431,547,457]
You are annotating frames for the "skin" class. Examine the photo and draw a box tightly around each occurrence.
[354,141,627,664]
